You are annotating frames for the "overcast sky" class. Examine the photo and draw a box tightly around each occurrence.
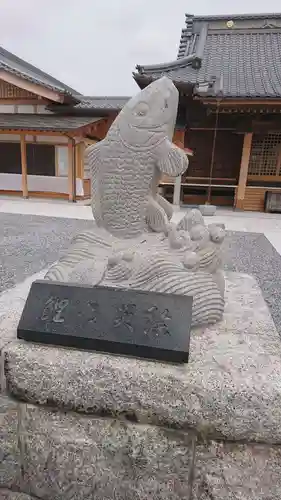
[0,0,280,96]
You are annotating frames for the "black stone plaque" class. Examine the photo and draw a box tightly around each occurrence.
[17,281,192,363]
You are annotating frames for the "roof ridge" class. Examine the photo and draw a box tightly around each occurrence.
[78,95,131,100]
[136,54,201,74]
[178,14,194,59]
[190,12,281,21]
[0,46,79,95]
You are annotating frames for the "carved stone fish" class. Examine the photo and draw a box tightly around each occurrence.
[86,76,189,239]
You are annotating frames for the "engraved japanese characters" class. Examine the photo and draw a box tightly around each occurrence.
[45,77,226,327]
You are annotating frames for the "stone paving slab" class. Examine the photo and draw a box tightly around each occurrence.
[192,441,281,499]
[20,405,195,500]
[2,272,281,443]
[0,396,21,491]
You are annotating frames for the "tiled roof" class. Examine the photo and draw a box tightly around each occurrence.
[73,96,130,110]
[0,46,79,96]
[187,13,281,21]
[0,114,102,132]
[134,13,281,99]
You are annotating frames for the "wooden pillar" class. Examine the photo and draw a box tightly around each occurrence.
[77,142,85,179]
[68,138,75,202]
[236,133,253,210]
[172,128,185,206]
[20,134,28,198]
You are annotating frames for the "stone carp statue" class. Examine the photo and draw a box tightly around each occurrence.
[45,78,226,328]
[86,76,189,238]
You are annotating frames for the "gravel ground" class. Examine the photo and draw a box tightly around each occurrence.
[0,213,280,334]
[0,213,92,292]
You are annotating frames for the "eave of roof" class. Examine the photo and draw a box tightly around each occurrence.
[0,114,102,132]
[73,96,130,110]
[0,46,80,104]
[47,96,131,116]
[134,13,281,99]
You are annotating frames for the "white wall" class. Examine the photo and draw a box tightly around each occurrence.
[39,135,68,143]
[17,105,34,114]
[0,173,84,196]
[0,105,15,113]
[0,134,20,141]
[56,146,68,176]
[0,104,53,114]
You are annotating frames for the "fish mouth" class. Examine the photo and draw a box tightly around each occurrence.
[131,120,170,131]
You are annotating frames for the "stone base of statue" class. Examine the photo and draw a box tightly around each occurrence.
[1,271,281,499]
[44,210,226,328]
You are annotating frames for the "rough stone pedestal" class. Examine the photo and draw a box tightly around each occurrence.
[1,271,281,499]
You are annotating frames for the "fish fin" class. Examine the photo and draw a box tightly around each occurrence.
[85,142,103,226]
[157,140,189,176]
[146,197,169,233]
[155,193,173,220]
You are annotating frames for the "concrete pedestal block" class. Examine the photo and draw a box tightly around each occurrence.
[22,406,195,500]
[0,396,21,491]
[192,442,281,499]
[2,271,281,498]
[3,272,281,443]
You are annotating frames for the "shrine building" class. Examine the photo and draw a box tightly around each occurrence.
[1,12,281,211]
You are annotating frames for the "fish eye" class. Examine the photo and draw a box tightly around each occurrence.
[134,102,149,117]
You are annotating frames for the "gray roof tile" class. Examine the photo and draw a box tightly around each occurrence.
[73,96,130,110]
[0,46,79,96]
[0,114,101,132]
[135,14,281,99]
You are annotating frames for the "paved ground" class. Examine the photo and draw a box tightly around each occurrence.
[1,196,281,254]
[1,209,281,336]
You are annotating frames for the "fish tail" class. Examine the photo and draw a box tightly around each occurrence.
[146,197,169,233]
[155,193,173,220]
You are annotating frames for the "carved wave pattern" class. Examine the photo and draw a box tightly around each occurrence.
[45,226,225,327]
[104,255,224,327]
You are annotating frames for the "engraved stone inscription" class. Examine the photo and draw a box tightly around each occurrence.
[113,304,136,333]
[144,306,172,337]
[18,281,192,363]
[41,296,69,323]
[87,300,100,323]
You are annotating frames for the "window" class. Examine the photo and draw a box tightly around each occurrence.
[0,142,21,173]
[0,142,55,176]
[26,144,55,176]
[249,133,281,176]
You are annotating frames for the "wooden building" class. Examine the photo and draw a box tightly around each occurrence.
[0,46,124,201]
[2,12,281,211]
[133,13,281,211]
